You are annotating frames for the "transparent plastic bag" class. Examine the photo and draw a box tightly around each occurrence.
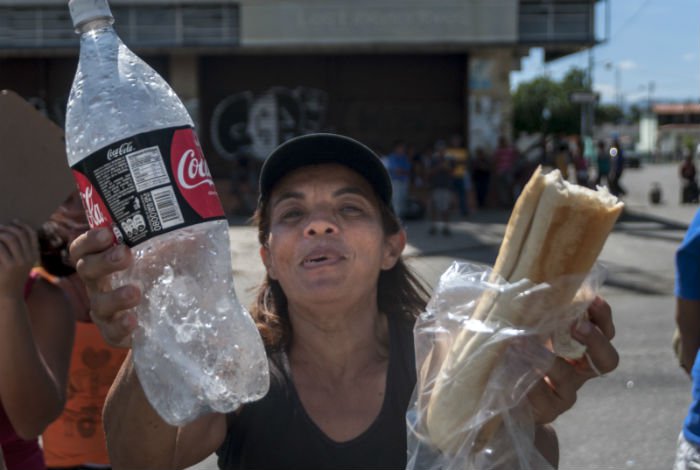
[406,261,605,470]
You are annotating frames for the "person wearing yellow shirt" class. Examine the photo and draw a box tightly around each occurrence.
[445,135,471,217]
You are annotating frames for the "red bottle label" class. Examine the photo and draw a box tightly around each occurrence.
[71,126,225,247]
[72,171,114,229]
[171,129,223,219]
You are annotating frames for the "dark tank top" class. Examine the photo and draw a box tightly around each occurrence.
[216,315,416,470]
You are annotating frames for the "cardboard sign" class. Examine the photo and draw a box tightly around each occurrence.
[0,90,76,227]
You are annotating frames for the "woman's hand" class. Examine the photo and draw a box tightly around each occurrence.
[0,223,38,298]
[70,227,140,348]
[529,296,619,424]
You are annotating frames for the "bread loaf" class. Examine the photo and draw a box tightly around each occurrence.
[425,166,623,455]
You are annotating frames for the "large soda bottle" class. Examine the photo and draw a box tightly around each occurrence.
[65,0,269,425]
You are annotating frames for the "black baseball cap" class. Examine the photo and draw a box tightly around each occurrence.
[258,133,393,208]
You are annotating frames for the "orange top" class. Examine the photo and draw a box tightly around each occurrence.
[37,271,128,467]
[43,322,127,466]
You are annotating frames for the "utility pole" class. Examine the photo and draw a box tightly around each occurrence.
[616,67,622,108]
[586,49,595,139]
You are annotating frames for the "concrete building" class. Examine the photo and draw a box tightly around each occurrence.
[0,0,604,176]
[652,103,700,160]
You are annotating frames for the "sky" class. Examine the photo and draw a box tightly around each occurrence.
[510,0,700,106]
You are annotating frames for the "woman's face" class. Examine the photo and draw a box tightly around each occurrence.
[261,164,404,311]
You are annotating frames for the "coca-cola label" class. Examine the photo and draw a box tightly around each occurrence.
[70,126,225,247]
[171,129,223,219]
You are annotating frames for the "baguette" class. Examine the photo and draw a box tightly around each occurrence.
[425,165,623,455]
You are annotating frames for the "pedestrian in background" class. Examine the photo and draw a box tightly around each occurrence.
[554,138,571,181]
[493,135,519,208]
[385,140,411,217]
[610,138,627,196]
[471,146,492,209]
[673,208,700,469]
[680,153,699,204]
[408,145,431,220]
[445,134,469,218]
[572,136,590,187]
[596,140,611,187]
[428,142,454,236]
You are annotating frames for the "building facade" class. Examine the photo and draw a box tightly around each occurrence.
[0,0,602,175]
[653,103,700,159]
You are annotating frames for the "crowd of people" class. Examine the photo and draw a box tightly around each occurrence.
[221,133,636,235]
[378,133,633,236]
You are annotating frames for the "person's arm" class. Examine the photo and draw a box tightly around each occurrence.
[72,228,228,469]
[0,223,74,439]
[104,351,227,469]
[676,297,700,375]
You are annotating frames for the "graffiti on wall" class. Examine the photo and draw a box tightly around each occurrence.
[469,57,504,152]
[210,86,328,161]
[469,95,502,152]
[469,58,494,92]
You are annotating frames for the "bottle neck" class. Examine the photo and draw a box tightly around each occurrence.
[75,17,115,35]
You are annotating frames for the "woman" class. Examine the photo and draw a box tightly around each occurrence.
[0,216,74,469]
[70,133,619,469]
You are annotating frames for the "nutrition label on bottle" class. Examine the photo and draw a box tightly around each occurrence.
[71,125,225,247]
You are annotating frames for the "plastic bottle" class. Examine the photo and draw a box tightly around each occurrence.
[65,0,269,425]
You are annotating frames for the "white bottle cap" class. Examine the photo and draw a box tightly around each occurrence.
[68,0,114,29]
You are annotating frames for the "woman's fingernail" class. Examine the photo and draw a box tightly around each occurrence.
[110,247,123,262]
[98,229,112,243]
[120,286,134,301]
[122,314,135,329]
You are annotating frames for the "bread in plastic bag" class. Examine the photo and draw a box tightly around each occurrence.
[406,261,605,470]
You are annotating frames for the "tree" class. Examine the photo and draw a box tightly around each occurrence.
[512,67,587,135]
[627,104,643,123]
[595,104,624,124]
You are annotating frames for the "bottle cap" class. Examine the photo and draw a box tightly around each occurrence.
[68,0,114,29]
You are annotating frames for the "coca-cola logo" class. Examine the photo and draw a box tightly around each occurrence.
[72,170,114,232]
[171,128,224,220]
[107,142,134,160]
[176,148,215,190]
[80,185,106,227]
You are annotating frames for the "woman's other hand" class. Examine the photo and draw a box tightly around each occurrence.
[529,296,619,424]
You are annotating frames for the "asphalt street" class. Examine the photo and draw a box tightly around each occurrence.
[189,162,697,470]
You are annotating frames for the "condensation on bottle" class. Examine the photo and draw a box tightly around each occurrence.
[66,0,269,425]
